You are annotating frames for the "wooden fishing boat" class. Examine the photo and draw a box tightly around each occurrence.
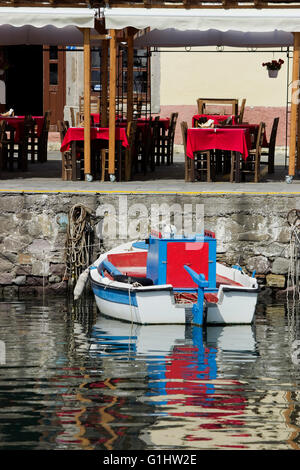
[86,230,259,325]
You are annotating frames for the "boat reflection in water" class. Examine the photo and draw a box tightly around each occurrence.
[89,317,257,450]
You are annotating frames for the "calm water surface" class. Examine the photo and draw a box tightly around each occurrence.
[0,295,300,451]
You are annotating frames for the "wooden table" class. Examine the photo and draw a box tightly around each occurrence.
[0,116,44,143]
[186,128,249,183]
[60,126,129,181]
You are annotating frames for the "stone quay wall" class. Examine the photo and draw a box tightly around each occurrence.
[0,191,299,300]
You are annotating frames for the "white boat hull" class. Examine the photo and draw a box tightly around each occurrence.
[89,241,259,325]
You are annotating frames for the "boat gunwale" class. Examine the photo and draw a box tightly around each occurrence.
[89,273,174,293]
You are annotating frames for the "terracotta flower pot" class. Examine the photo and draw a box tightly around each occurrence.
[268,69,279,78]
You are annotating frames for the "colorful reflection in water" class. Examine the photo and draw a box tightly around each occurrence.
[0,297,300,450]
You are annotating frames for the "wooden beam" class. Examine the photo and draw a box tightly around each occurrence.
[289,32,300,176]
[90,34,112,41]
[108,29,117,178]
[101,39,109,128]
[127,27,134,124]
[94,18,107,35]
[83,28,91,179]
[297,100,300,170]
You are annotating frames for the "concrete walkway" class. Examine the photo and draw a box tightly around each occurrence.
[1,147,300,194]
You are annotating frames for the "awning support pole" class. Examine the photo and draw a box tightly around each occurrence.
[101,39,109,127]
[127,27,134,124]
[288,32,300,178]
[108,29,117,180]
[83,28,91,180]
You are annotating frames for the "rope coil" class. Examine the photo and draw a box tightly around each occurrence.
[287,209,300,302]
[65,204,96,284]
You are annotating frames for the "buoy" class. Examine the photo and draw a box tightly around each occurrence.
[74,267,90,300]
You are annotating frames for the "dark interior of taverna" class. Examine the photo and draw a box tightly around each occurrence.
[1,0,300,185]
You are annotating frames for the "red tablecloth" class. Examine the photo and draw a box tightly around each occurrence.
[192,114,237,127]
[222,123,268,147]
[91,114,170,131]
[0,115,44,142]
[186,128,249,161]
[60,127,129,153]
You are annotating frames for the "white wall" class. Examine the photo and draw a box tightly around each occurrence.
[160,47,291,107]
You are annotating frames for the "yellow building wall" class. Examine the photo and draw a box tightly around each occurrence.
[160,47,290,107]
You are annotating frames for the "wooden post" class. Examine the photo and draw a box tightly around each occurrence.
[127,27,134,124]
[108,29,117,178]
[101,39,109,128]
[289,32,300,177]
[83,28,91,179]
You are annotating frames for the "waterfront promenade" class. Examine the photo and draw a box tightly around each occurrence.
[0,147,300,194]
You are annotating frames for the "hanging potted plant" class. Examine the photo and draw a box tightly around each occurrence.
[262,59,284,78]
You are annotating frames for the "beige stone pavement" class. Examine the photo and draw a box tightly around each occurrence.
[1,144,300,194]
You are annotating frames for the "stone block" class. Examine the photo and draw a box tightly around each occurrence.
[12,276,26,286]
[0,273,14,285]
[246,255,271,275]
[238,231,270,242]
[0,195,24,213]
[27,239,51,255]
[26,276,47,286]
[16,265,31,276]
[49,275,61,283]
[18,254,32,265]
[266,274,286,288]
[31,260,50,277]
[0,256,14,272]
[50,263,67,276]
[272,257,290,275]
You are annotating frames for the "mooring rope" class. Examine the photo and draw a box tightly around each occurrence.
[65,204,96,284]
[287,209,300,303]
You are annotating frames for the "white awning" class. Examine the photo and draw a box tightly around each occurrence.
[134,28,294,48]
[0,7,97,45]
[103,7,300,33]
[0,25,96,45]
[0,7,95,29]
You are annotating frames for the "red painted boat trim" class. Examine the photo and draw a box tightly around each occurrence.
[216,274,242,287]
[204,293,219,304]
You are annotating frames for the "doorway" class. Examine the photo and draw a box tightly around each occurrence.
[43,45,66,131]
[6,45,43,116]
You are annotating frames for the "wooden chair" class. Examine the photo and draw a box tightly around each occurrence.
[58,120,72,181]
[181,121,213,182]
[124,121,137,181]
[38,111,51,162]
[28,111,51,163]
[101,121,137,182]
[150,117,161,171]
[197,98,239,116]
[231,121,265,183]
[8,115,36,171]
[133,116,157,175]
[260,117,279,174]
[0,120,15,173]
[78,95,100,124]
[158,112,178,165]
[237,99,246,124]
[70,107,76,127]
[182,121,193,182]
[134,97,143,118]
